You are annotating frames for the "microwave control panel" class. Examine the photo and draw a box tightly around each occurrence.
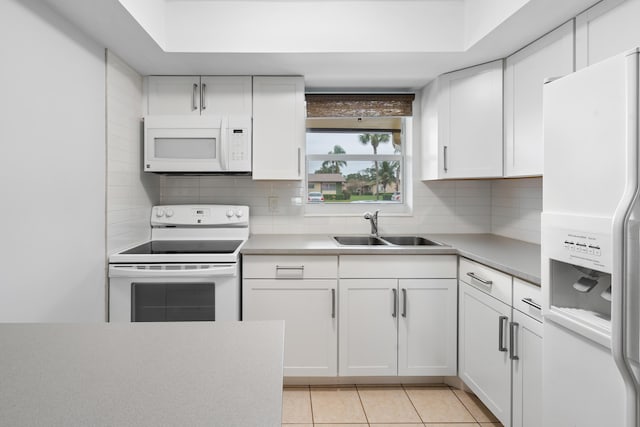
[229,128,248,162]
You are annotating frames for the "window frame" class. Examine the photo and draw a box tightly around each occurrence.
[304,117,412,216]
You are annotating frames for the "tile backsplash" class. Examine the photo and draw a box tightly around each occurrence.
[491,177,542,244]
[160,175,542,243]
[106,51,159,254]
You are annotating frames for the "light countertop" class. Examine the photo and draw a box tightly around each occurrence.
[0,321,284,427]
[242,233,541,285]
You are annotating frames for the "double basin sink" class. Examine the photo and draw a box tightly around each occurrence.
[333,235,442,246]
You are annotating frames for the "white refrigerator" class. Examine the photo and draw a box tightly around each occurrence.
[542,48,640,426]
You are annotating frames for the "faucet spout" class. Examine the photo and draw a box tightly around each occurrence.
[364,210,380,237]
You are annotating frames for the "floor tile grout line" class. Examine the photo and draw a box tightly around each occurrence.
[307,385,315,426]
[354,384,371,426]
[450,386,485,424]
[401,383,427,424]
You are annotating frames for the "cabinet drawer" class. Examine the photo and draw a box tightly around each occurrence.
[459,258,512,305]
[513,278,543,322]
[339,255,457,279]
[243,255,338,279]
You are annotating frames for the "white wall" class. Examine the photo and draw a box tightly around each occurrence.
[106,51,159,255]
[0,1,106,321]
[464,0,528,48]
[163,0,464,53]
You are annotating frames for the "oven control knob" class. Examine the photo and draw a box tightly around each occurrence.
[235,209,243,218]
[226,209,235,218]
[165,209,174,218]
[156,208,165,217]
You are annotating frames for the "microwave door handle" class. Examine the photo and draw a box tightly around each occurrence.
[219,117,227,170]
[108,264,237,278]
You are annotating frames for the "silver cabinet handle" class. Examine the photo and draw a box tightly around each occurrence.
[192,83,199,111]
[510,322,520,360]
[201,83,207,110]
[275,265,304,279]
[275,265,304,270]
[498,315,508,352]
[521,297,541,311]
[467,272,493,285]
[331,289,336,319]
[297,148,301,176]
[443,146,448,172]
[392,288,397,318]
[401,288,407,318]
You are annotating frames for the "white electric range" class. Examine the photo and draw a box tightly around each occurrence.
[108,205,249,322]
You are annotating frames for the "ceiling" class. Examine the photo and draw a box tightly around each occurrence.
[43,0,598,90]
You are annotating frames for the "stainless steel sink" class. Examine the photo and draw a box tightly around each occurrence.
[333,236,387,246]
[333,235,442,246]
[380,236,442,246]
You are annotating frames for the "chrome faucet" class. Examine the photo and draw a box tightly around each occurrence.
[364,210,380,237]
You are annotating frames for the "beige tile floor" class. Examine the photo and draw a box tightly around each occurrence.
[282,384,503,427]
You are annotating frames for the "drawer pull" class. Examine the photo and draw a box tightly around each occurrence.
[467,272,493,285]
[275,265,304,279]
[276,265,304,270]
[521,298,541,311]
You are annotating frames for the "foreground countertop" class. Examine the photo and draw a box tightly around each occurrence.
[242,233,541,285]
[0,321,284,427]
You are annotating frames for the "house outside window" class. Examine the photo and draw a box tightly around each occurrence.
[305,94,414,215]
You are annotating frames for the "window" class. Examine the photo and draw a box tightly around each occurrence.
[305,94,414,214]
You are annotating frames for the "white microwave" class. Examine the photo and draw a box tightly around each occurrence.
[143,115,252,173]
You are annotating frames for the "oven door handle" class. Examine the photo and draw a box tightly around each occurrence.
[108,264,237,278]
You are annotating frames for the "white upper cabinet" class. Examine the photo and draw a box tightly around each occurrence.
[575,0,640,69]
[145,76,252,116]
[200,76,252,116]
[504,20,575,177]
[252,76,305,180]
[422,60,504,180]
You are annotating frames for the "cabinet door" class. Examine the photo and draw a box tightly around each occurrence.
[252,76,305,180]
[398,279,457,376]
[575,0,640,69]
[339,279,398,376]
[242,279,337,376]
[146,76,201,115]
[439,60,503,179]
[459,281,512,426]
[512,310,543,427]
[200,76,252,116]
[504,21,574,177]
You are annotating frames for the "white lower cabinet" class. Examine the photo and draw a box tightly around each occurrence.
[339,255,458,377]
[339,278,399,376]
[512,278,543,427]
[459,281,512,425]
[512,309,543,427]
[242,255,338,376]
[458,258,544,427]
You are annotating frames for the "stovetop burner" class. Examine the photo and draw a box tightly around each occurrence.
[121,240,243,255]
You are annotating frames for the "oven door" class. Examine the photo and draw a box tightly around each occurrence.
[108,263,239,322]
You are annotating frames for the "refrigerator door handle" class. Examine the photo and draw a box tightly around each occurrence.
[611,50,640,427]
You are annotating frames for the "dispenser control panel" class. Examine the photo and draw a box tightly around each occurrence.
[563,234,602,256]
[553,230,609,272]
[543,222,611,273]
